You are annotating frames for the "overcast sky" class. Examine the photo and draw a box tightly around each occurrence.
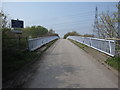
[2,2,118,37]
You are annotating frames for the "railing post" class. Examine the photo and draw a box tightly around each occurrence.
[90,38,92,46]
[109,41,112,55]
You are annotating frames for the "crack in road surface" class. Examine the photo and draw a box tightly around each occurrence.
[23,39,118,88]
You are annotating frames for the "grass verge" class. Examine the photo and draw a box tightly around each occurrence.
[68,39,88,50]
[3,39,58,82]
[105,56,120,72]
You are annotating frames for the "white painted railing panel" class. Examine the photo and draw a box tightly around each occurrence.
[67,36,115,56]
[28,36,59,51]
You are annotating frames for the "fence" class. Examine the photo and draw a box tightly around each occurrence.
[28,36,59,51]
[67,36,116,57]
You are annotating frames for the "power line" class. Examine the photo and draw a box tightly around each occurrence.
[27,10,94,23]
[27,18,94,30]
[28,15,94,27]
[26,10,95,32]
[43,18,94,28]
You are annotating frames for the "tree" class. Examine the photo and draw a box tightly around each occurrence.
[93,7,118,39]
[22,25,48,38]
[63,31,81,39]
[0,11,10,29]
[83,34,94,37]
[48,29,55,34]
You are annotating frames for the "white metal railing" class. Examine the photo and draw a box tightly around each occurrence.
[28,36,59,51]
[67,36,115,56]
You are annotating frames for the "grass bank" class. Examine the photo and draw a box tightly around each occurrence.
[68,39,88,50]
[3,39,58,82]
[105,56,120,71]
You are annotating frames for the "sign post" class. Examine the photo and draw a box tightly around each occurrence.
[11,19,24,49]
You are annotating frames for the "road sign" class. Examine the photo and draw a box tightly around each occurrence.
[11,19,24,28]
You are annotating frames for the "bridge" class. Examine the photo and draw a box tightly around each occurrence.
[21,36,118,88]
[28,36,116,56]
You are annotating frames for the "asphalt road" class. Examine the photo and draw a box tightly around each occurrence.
[23,39,118,88]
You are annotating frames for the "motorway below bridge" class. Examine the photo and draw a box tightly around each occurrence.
[23,39,118,88]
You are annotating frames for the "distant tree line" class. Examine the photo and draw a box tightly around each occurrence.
[21,26,59,38]
[63,31,93,39]
[63,31,80,39]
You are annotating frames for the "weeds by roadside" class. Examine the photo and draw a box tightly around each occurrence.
[68,39,88,50]
[3,39,58,82]
[105,56,120,71]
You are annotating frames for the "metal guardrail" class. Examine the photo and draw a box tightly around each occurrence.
[67,36,115,57]
[28,36,59,51]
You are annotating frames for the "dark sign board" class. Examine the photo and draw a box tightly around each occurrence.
[11,19,24,28]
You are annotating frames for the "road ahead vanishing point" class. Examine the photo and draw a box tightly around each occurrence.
[23,39,118,88]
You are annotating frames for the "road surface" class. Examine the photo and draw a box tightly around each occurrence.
[23,39,118,88]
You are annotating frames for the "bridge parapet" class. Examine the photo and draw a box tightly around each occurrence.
[28,36,59,51]
[67,36,116,57]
